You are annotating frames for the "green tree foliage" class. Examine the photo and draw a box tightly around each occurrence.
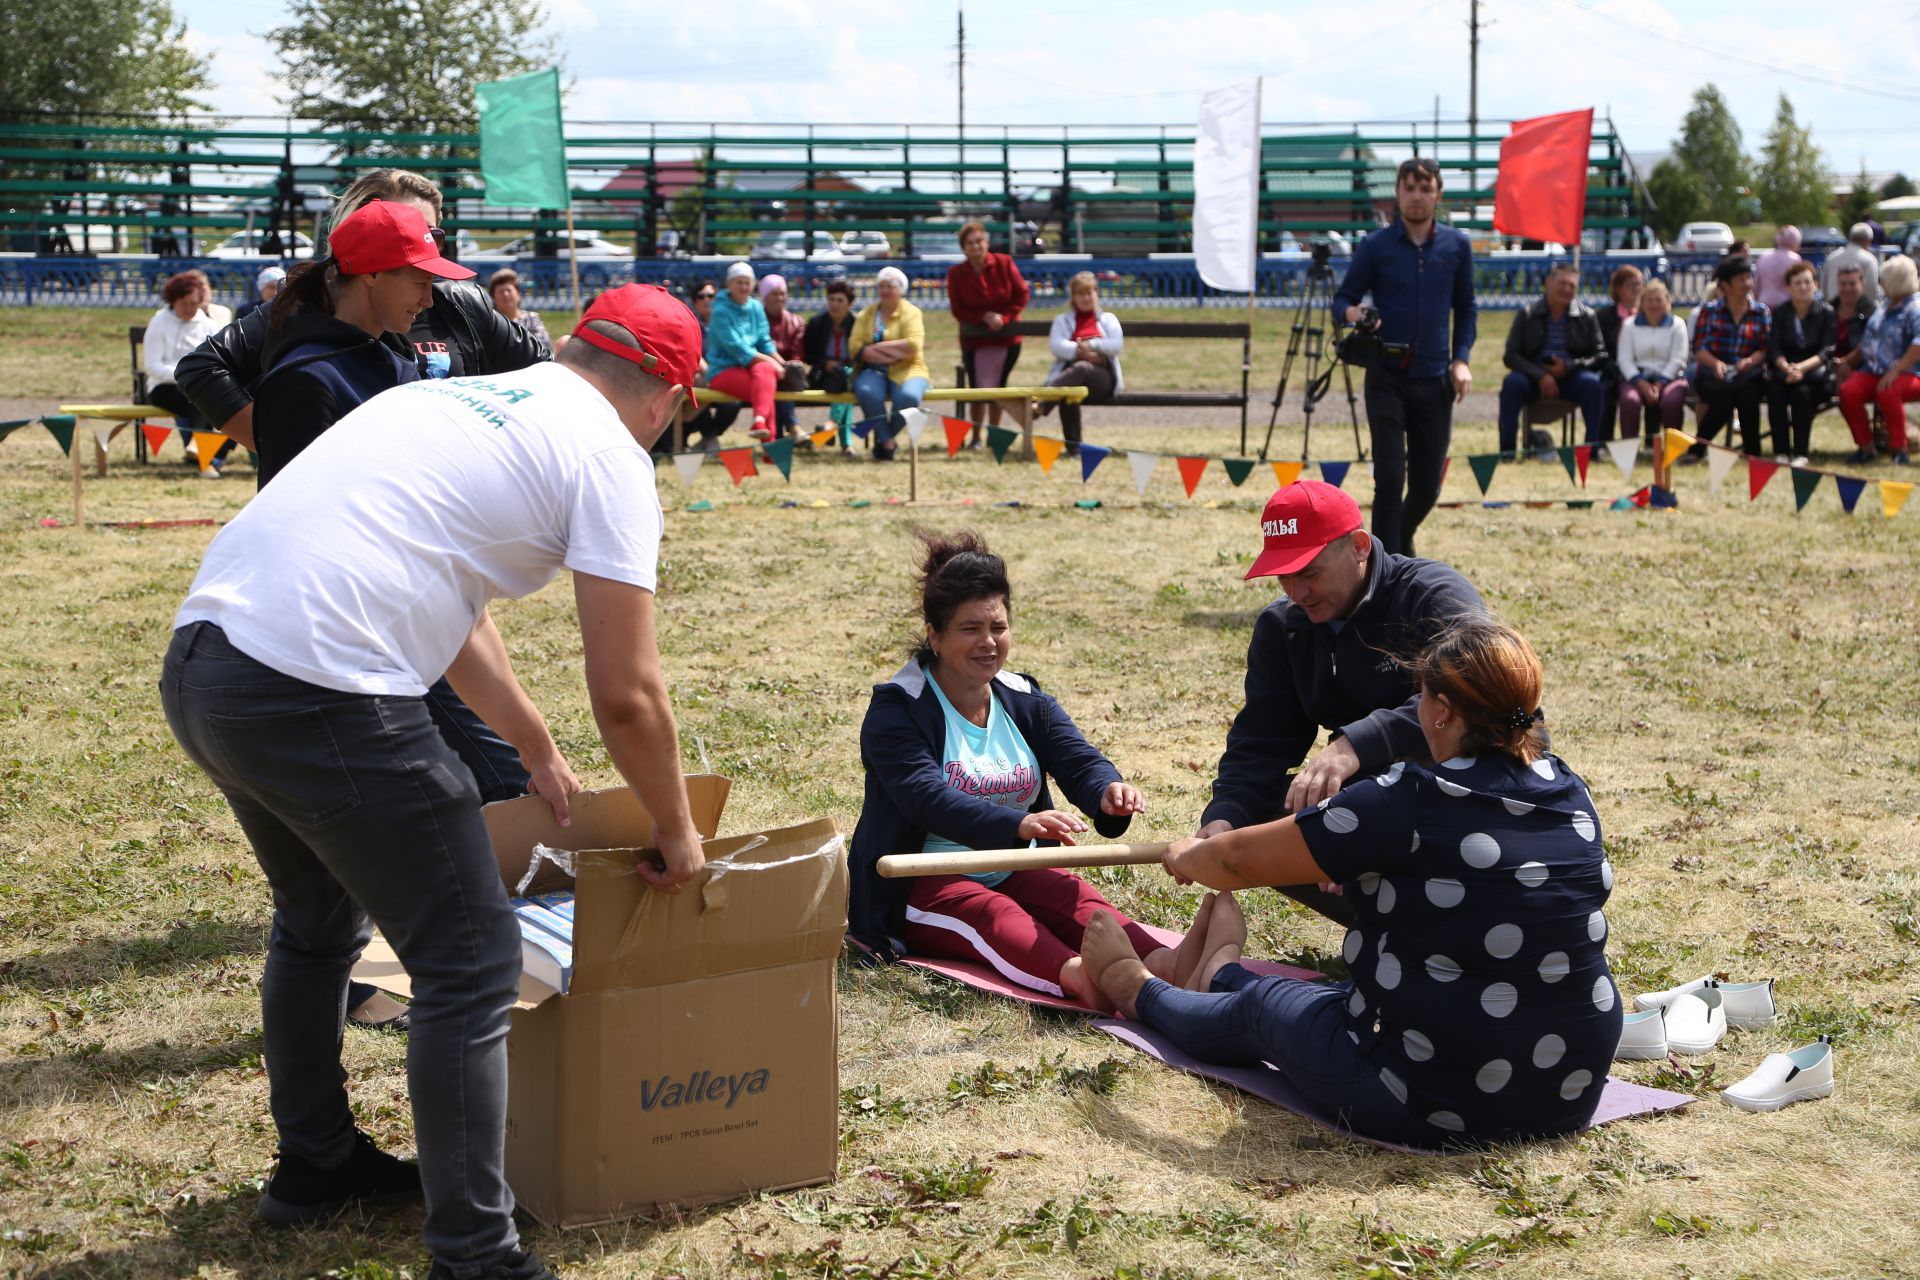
[0,0,210,121]
[268,0,560,158]
[1644,158,1706,240]
[1672,84,1747,224]
[1754,93,1832,228]
[1882,173,1916,201]
[1839,163,1878,229]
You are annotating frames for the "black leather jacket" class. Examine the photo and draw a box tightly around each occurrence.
[1503,297,1606,382]
[176,278,550,428]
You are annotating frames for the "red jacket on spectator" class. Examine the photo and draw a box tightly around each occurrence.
[946,254,1030,349]
[768,307,806,362]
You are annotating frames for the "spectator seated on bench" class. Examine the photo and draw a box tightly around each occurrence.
[852,267,930,462]
[1765,262,1834,465]
[1038,272,1123,456]
[1616,279,1691,445]
[1499,263,1607,455]
[1838,253,1920,466]
[1686,256,1772,460]
[145,270,230,468]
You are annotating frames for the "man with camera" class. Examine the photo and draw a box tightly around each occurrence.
[1332,157,1477,557]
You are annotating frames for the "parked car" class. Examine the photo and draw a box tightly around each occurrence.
[751,230,845,260]
[206,230,316,259]
[1674,222,1736,253]
[489,231,630,259]
[838,229,892,259]
[1796,226,1847,253]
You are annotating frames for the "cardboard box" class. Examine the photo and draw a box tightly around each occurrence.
[352,779,847,1226]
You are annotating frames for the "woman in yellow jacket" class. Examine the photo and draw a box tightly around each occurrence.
[851,266,931,461]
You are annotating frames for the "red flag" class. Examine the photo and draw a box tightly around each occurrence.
[1748,456,1779,501]
[1492,108,1593,247]
[141,423,173,456]
[718,446,758,486]
[1574,444,1591,486]
[943,417,970,458]
[1176,456,1209,498]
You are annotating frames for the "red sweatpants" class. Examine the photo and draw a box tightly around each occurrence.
[1839,368,1918,452]
[707,361,777,427]
[903,869,1163,998]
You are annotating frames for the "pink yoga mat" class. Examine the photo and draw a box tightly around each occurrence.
[1095,1020,1695,1154]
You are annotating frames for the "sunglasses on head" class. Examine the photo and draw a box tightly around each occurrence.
[360,197,449,250]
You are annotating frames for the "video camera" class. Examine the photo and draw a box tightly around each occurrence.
[1335,304,1410,371]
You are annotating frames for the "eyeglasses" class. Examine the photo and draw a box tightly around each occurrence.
[427,227,448,251]
[694,290,715,301]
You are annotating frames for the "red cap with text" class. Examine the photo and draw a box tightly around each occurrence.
[571,284,702,387]
[329,201,475,280]
[1244,480,1363,579]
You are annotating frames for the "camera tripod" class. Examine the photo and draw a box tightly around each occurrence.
[1258,255,1367,463]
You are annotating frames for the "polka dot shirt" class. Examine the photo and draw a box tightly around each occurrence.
[1294,752,1622,1141]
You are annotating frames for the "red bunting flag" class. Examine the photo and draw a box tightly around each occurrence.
[718,446,758,486]
[141,423,173,456]
[1176,456,1209,498]
[1493,108,1594,248]
[1748,456,1780,501]
[943,417,970,458]
[1574,444,1591,486]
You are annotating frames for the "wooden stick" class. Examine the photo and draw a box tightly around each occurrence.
[565,203,582,318]
[908,416,918,502]
[70,421,84,528]
[877,842,1170,878]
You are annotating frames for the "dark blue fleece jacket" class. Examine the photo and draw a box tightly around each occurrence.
[849,659,1133,956]
[250,310,421,487]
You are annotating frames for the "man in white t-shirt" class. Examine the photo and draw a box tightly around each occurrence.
[160,285,704,1280]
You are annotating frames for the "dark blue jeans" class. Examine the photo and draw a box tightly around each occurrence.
[1362,366,1453,558]
[1498,368,1606,452]
[424,678,530,805]
[161,623,522,1273]
[1134,963,1431,1147]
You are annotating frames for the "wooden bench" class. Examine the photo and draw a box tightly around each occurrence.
[955,319,1253,450]
[690,385,1085,459]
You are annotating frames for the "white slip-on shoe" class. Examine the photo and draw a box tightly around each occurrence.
[1634,975,1712,1011]
[1722,1036,1834,1112]
[1718,979,1776,1030]
[1616,1008,1669,1060]
[1663,984,1728,1055]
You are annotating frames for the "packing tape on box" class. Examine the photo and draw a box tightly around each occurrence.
[700,833,844,916]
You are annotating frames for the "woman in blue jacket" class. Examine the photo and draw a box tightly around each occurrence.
[849,531,1188,1008]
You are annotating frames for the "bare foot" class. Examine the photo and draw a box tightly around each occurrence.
[1169,892,1219,987]
[1080,911,1152,1019]
[1190,891,1248,992]
[1059,955,1117,1014]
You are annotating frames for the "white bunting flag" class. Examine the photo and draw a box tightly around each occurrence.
[1128,450,1159,495]
[673,452,704,487]
[1606,437,1639,482]
[93,426,115,455]
[901,407,929,446]
[1706,446,1739,493]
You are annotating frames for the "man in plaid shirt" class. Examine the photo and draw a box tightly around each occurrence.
[1687,257,1772,458]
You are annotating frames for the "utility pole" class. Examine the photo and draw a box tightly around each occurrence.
[1467,0,1480,171]
[956,4,966,181]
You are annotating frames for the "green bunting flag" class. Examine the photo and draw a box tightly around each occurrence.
[1790,467,1822,512]
[475,68,568,208]
[1556,445,1578,486]
[0,418,32,443]
[1222,457,1256,487]
[986,425,1018,463]
[1468,453,1500,496]
[42,414,75,455]
[761,437,794,480]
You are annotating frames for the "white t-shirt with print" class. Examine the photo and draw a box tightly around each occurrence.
[176,362,662,697]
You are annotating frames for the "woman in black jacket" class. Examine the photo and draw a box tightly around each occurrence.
[848,531,1192,1009]
[1765,261,1836,464]
[803,278,859,447]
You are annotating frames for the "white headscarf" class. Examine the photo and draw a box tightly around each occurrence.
[725,261,754,283]
[875,266,909,293]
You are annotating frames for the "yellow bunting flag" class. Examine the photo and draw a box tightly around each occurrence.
[1661,428,1695,469]
[1032,436,1065,474]
[1270,460,1304,489]
[192,432,229,471]
[810,428,836,448]
[1882,480,1914,519]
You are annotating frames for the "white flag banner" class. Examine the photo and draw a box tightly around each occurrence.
[92,427,115,455]
[1193,79,1262,294]
[902,407,929,446]
[673,452,704,487]
[1707,446,1739,492]
[1127,450,1159,495]
[1606,436,1639,482]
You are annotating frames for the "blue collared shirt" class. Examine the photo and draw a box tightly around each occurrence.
[1332,221,1478,379]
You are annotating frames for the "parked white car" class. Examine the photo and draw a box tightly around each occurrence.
[1675,221,1736,253]
[488,231,630,259]
[206,230,315,259]
[838,230,892,259]
[751,230,845,261]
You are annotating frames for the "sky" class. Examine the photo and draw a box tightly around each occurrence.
[178,0,1920,182]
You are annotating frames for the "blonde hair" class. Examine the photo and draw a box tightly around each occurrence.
[1407,617,1547,763]
[1640,279,1670,305]
[1068,270,1098,295]
[1881,255,1918,299]
[331,168,444,231]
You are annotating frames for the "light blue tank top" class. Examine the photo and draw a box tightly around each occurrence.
[922,674,1040,887]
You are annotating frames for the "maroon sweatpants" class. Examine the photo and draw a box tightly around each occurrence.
[903,869,1163,998]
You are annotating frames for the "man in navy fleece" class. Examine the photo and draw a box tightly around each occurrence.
[1197,481,1490,924]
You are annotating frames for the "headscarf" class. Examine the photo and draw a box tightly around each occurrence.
[725,261,754,283]
[757,273,787,299]
[875,266,909,293]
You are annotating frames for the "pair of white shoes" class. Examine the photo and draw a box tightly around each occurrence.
[1618,976,1835,1112]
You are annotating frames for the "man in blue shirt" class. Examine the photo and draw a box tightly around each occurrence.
[1332,158,1477,557]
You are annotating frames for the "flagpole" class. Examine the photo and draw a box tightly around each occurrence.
[565,201,582,318]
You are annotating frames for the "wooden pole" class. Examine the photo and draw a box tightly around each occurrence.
[877,842,1171,879]
[909,415,918,502]
[69,425,84,527]
[565,203,582,318]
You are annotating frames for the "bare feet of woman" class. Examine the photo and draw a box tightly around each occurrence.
[1169,892,1218,987]
[1189,891,1248,992]
[1079,910,1152,1019]
[1059,955,1117,1014]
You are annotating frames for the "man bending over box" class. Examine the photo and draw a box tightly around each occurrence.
[160,285,708,1280]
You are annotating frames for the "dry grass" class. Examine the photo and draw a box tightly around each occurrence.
[2,306,1918,1279]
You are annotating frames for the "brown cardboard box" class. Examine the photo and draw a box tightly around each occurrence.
[352,779,847,1226]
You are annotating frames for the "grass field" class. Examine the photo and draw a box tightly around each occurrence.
[1,304,1917,1280]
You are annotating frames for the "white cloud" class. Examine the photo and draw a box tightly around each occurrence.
[183,28,285,119]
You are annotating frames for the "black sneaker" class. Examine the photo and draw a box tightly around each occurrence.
[428,1249,558,1280]
[258,1129,423,1226]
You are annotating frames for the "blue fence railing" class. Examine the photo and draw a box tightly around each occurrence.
[1,251,1756,312]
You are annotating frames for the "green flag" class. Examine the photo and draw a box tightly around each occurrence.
[761,437,794,481]
[42,414,75,455]
[1221,457,1256,487]
[986,426,1018,464]
[1790,467,1822,513]
[476,68,567,208]
[1468,453,1500,496]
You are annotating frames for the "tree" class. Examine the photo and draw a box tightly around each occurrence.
[269,0,560,158]
[1883,173,1916,200]
[1644,158,1706,240]
[1753,93,1832,228]
[0,0,210,121]
[1839,162,1878,229]
[1671,84,1747,224]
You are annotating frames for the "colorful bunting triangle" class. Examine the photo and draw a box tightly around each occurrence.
[1706,446,1739,492]
[1467,453,1500,496]
[1790,466,1822,512]
[1127,451,1159,496]
[1270,460,1304,489]
[1661,428,1695,469]
[0,418,32,443]
[1834,475,1866,514]
[42,415,75,455]
[141,423,173,456]
[899,408,929,446]
[1319,460,1350,489]
[1556,446,1579,486]
[850,415,884,439]
[1574,445,1591,486]
[761,437,794,480]
[1748,456,1780,501]
[1605,437,1639,482]
[1176,456,1208,499]
[1222,457,1256,487]
[92,426,114,456]
[809,427,836,448]
[1032,436,1065,474]
[192,432,228,471]
[672,452,704,486]
[1649,485,1678,510]
[1079,443,1110,483]
[718,446,758,486]
[986,425,1017,463]
[1882,479,1914,519]
[943,417,970,458]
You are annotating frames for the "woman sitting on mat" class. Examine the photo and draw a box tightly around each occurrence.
[1080,617,1622,1147]
[848,530,1183,1008]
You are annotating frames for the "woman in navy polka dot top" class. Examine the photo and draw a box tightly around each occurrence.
[1081,617,1620,1147]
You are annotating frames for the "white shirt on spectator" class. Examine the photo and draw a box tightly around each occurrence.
[1616,312,1691,382]
[143,305,221,390]
[176,362,663,697]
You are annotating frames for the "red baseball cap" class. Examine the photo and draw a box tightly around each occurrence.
[330,201,474,280]
[1244,480,1364,579]
[571,284,701,387]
